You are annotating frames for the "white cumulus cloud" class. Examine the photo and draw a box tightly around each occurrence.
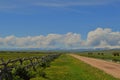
[0,28,119,49]
[86,28,120,49]
[0,32,82,49]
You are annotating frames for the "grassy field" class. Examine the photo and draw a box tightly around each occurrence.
[0,52,47,61]
[31,54,120,80]
[0,51,120,80]
[78,50,120,62]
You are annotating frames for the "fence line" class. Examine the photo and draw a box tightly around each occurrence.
[0,54,61,80]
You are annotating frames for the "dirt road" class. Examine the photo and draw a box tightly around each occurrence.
[70,54,120,79]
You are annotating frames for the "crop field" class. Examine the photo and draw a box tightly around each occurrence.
[0,51,120,80]
[0,51,47,61]
[78,50,120,62]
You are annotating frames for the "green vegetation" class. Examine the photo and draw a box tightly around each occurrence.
[78,50,120,62]
[0,51,61,80]
[31,54,120,80]
[0,52,46,61]
[0,51,120,80]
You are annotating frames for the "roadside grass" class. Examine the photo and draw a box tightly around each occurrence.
[31,54,120,80]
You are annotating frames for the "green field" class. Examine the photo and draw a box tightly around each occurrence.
[0,51,120,80]
[78,50,120,62]
[31,54,119,80]
[0,52,47,61]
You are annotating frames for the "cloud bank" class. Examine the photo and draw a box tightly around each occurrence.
[0,28,120,49]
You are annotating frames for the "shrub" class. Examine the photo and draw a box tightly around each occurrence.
[88,52,93,55]
[112,52,119,56]
[12,66,34,80]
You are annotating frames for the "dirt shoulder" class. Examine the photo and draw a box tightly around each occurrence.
[70,54,120,79]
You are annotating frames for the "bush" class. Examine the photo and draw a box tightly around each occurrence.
[112,52,119,56]
[12,66,34,80]
[38,69,47,78]
[0,70,13,80]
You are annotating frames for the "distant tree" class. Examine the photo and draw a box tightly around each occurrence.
[101,53,104,55]
[88,52,93,55]
[98,53,100,55]
[112,52,119,56]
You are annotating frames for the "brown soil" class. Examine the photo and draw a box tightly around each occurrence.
[70,54,120,79]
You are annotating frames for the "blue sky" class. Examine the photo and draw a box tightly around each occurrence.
[0,0,120,49]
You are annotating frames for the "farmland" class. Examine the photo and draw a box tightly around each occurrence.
[0,51,47,61]
[0,51,120,80]
[78,50,120,62]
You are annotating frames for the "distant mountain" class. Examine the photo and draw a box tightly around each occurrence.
[0,48,119,52]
